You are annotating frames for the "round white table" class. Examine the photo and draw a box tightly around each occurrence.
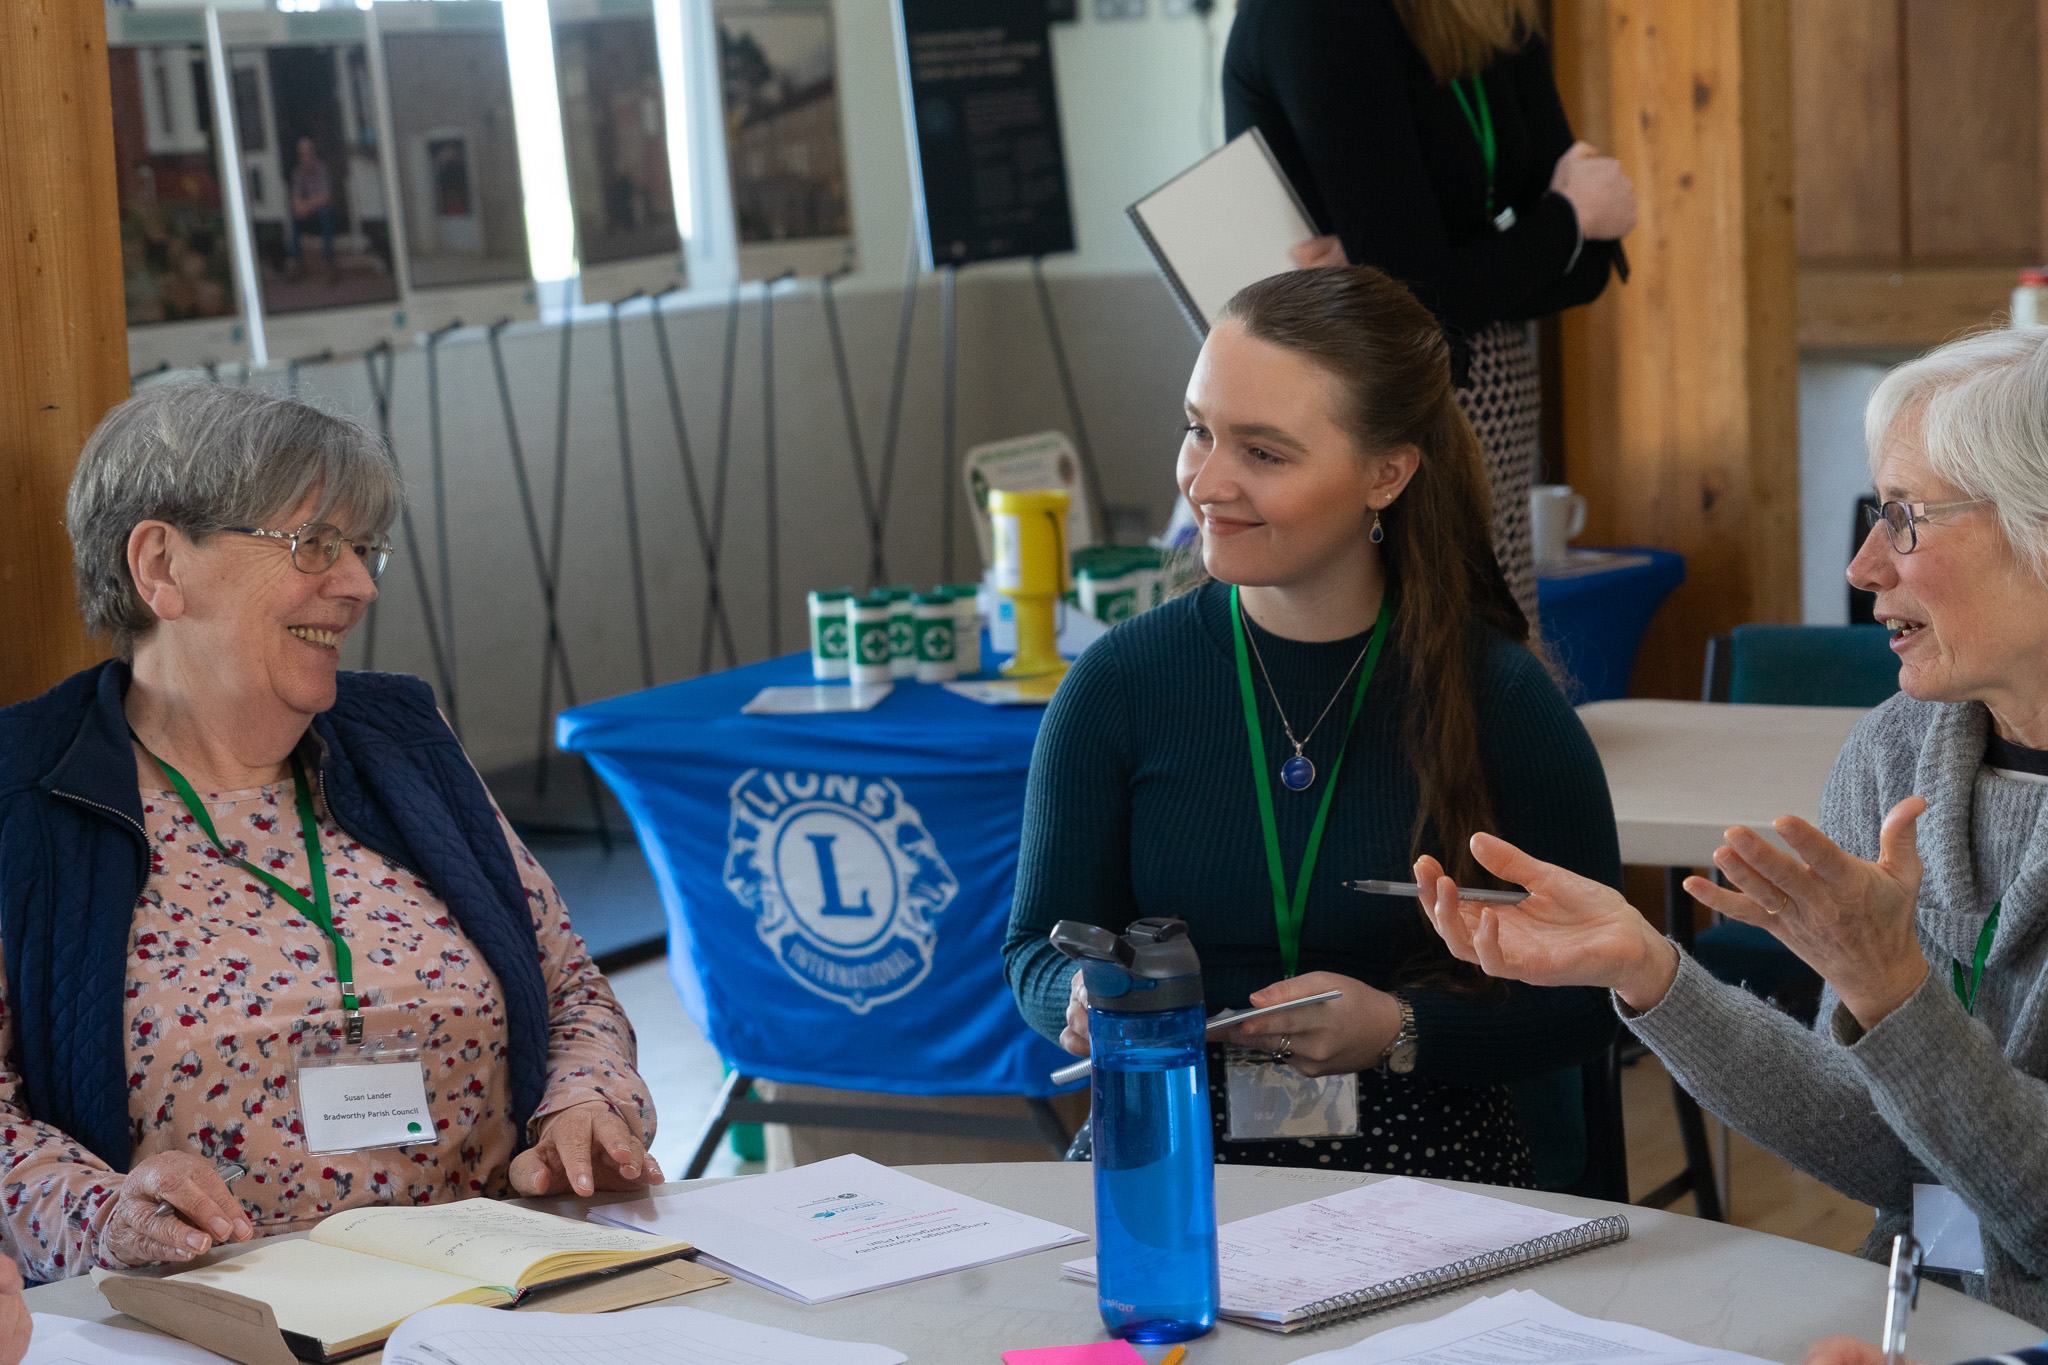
[1575,700,1871,866]
[24,1164,2037,1363]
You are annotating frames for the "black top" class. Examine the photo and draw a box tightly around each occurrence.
[1987,730,2048,778]
[1003,583,1621,1085]
[1222,0,1616,337]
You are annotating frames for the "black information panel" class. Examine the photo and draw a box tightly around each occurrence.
[895,0,1076,267]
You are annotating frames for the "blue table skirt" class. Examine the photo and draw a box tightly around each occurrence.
[558,654,1074,1098]
[1536,547,1686,703]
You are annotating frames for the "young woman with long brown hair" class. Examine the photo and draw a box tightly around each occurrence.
[1003,266,1618,1185]
[1223,0,1634,628]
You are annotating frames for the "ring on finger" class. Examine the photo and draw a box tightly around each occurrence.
[1272,1034,1293,1063]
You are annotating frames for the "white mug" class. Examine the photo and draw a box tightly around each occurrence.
[1530,484,1588,568]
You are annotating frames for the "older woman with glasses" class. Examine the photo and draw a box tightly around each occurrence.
[0,386,659,1282]
[1411,326,2048,1326]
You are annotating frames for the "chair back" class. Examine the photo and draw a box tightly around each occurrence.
[1702,624,1898,707]
[1506,1036,1628,1200]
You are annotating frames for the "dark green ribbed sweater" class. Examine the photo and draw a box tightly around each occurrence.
[1003,581,1620,1085]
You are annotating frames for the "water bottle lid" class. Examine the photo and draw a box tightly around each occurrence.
[1048,918,1204,1012]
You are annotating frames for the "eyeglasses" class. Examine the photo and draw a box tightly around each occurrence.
[221,522,391,581]
[1861,498,1987,554]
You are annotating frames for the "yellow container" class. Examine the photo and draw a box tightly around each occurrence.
[988,487,1071,681]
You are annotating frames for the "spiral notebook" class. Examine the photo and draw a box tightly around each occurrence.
[1061,1176,1627,1333]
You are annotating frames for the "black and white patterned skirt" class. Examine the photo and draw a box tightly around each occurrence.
[1456,321,1544,630]
[1204,1049,1536,1187]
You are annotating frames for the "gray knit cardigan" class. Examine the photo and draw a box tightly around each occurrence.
[1625,693,2048,1327]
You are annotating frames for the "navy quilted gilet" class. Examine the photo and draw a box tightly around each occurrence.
[0,661,549,1171]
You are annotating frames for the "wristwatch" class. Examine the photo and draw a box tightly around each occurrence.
[1378,993,1418,1075]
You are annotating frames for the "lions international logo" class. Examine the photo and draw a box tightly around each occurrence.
[723,769,956,1013]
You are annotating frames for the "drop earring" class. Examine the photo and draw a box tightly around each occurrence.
[1369,509,1385,544]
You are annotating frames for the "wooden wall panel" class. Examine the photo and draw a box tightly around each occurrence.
[1904,0,2039,261]
[1554,0,1802,699]
[1792,0,1903,262]
[0,0,123,703]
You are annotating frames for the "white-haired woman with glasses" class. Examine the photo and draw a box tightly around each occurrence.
[0,385,660,1282]
[1408,326,2048,1326]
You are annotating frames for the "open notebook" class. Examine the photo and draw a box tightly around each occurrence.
[1127,128,1320,337]
[1063,1176,1627,1332]
[96,1199,703,1362]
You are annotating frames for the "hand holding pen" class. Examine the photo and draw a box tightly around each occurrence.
[96,1152,253,1267]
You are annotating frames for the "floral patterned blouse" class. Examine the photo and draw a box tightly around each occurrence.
[0,766,653,1280]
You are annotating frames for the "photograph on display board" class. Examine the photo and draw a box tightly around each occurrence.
[553,9,682,268]
[224,36,400,314]
[108,39,240,333]
[716,0,855,278]
[380,12,530,291]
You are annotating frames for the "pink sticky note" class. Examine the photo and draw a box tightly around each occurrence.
[1000,1344,1147,1365]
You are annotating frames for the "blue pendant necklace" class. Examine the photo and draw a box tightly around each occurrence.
[1237,595,1378,792]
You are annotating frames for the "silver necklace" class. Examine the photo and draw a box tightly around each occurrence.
[1238,597,1375,792]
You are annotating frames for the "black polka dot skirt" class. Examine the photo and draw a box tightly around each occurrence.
[1456,320,1543,632]
[1206,1049,1536,1188]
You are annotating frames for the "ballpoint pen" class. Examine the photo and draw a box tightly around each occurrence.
[1348,879,1529,905]
[1883,1231,1923,1365]
[156,1160,249,1225]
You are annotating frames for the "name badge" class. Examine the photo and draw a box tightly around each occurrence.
[1913,1182,1986,1276]
[1222,1046,1360,1142]
[297,1057,434,1155]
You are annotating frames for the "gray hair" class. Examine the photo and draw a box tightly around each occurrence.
[66,384,403,653]
[1866,327,2048,583]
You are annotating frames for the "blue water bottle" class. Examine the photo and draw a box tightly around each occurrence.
[1051,918,1218,1343]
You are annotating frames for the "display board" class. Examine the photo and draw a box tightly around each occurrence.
[106,9,250,374]
[217,8,411,357]
[892,0,1076,269]
[376,1,536,332]
[551,0,688,303]
[714,0,857,281]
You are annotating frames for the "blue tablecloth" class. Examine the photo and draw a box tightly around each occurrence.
[1536,547,1686,702]
[557,655,1072,1098]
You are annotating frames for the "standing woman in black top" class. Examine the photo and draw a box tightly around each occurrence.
[1224,0,1635,626]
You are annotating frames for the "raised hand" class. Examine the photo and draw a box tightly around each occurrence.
[1685,796,1930,1029]
[1415,836,1678,1012]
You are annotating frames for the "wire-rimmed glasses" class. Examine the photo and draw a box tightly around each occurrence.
[1862,498,1987,554]
[221,522,392,581]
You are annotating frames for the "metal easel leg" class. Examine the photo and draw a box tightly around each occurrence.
[486,320,612,851]
[761,277,782,655]
[1029,255,1111,542]
[648,290,737,676]
[608,296,657,690]
[939,263,958,581]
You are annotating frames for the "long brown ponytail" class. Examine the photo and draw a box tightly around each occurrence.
[1217,266,1528,988]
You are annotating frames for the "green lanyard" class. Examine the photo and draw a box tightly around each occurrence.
[1230,586,1392,978]
[1448,75,1499,215]
[149,748,363,1044]
[1951,899,2004,1017]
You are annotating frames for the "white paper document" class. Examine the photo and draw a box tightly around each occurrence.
[26,1314,235,1365]
[1063,1177,1593,1325]
[1288,1289,1774,1365]
[382,1303,905,1365]
[588,1154,1087,1303]
[742,684,892,715]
